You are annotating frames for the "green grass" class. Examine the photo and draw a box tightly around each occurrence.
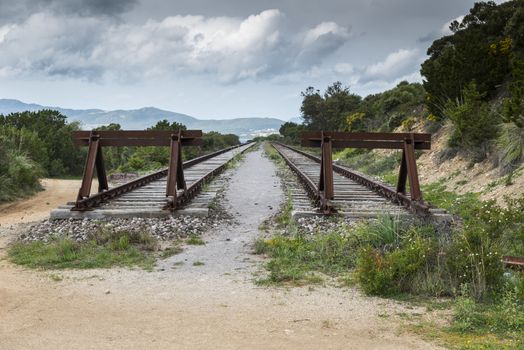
[274,194,295,230]
[186,235,205,245]
[193,261,205,266]
[8,227,160,270]
[253,229,358,286]
[263,142,283,163]
[160,245,183,259]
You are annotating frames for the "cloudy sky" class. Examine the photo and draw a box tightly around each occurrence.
[0,0,503,120]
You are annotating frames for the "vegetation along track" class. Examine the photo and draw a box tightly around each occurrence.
[271,142,448,219]
[51,142,256,219]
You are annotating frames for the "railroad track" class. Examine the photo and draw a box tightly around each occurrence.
[51,142,255,219]
[272,142,448,218]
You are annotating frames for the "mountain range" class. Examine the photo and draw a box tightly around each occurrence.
[0,99,294,140]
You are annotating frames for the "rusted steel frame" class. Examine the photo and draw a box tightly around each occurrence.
[396,134,422,201]
[95,144,109,193]
[74,129,201,210]
[302,131,431,143]
[77,132,109,201]
[270,143,320,208]
[317,132,335,214]
[502,256,524,268]
[166,131,186,208]
[274,142,430,215]
[73,143,249,210]
[74,139,203,147]
[73,130,203,146]
[303,139,430,150]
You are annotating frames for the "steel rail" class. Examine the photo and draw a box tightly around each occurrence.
[502,256,524,268]
[73,142,253,211]
[272,142,430,215]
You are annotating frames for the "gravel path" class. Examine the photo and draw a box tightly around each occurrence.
[0,144,443,350]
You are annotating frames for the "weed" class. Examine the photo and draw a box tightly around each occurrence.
[48,273,63,281]
[160,245,183,259]
[274,194,295,231]
[186,235,205,245]
[8,227,159,270]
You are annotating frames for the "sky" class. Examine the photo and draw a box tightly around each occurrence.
[0,0,505,120]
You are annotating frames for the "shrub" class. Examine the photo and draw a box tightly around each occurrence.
[497,122,524,175]
[356,227,435,296]
[444,82,500,161]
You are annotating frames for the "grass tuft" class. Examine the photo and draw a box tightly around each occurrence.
[186,235,205,245]
[8,226,159,270]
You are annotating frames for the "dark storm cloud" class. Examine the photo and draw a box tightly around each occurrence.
[0,0,137,22]
[0,0,492,89]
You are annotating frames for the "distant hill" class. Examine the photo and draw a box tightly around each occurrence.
[0,99,286,140]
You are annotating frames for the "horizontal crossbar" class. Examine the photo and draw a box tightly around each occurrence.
[302,139,430,150]
[73,130,203,147]
[301,131,431,150]
[302,131,431,142]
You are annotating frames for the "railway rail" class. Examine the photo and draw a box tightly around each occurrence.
[271,142,447,218]
[51,142,255,219]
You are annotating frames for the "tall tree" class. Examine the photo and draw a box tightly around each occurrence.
[300,82,361,131]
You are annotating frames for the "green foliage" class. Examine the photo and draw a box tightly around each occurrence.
[301,81,362,131]
[357,81,426,131]
[254,228,358,285]
[355,223,437,296]
[450,282,524,347]
[502,59,524,128]
[444,82,499,160]
[279,121,305,144]
[497,123,524,174]
[423,182,524,299]
[300,81,425,133]
[333,148,400,184]
[0,110,84,176]
[421,1,517,117]
[186,235,205,245]
[0,128,44,201]
[8,226,159,270]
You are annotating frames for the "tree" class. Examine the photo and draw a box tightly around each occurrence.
[421,1,519,118]
[279,122,305,144]
[148,120,187,131]
[0,110,84,176]
[444,81,499,159]
[300,82,362,131]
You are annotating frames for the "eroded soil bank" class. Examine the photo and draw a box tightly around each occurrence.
[0,146,442,349]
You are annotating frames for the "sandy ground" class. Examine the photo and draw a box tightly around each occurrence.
[0,178,98,228]
[0,147,443,350]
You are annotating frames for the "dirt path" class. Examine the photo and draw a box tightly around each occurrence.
[0,178,93,228]
[0,147,442,349]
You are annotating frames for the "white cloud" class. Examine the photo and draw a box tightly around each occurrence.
[440,15,465,35]
[334,63,354,74]
[0,9,351,83]
[359,48,420,83]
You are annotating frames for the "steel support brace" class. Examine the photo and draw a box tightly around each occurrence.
[77,131,108,202]
[318,132,335,214]
[166,131,187,210]
[396,133,422,201]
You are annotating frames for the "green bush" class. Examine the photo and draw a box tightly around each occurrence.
[444,82,500,160]
[452,283,524,336]
[423,182,524,299]
[356,227,435,296]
